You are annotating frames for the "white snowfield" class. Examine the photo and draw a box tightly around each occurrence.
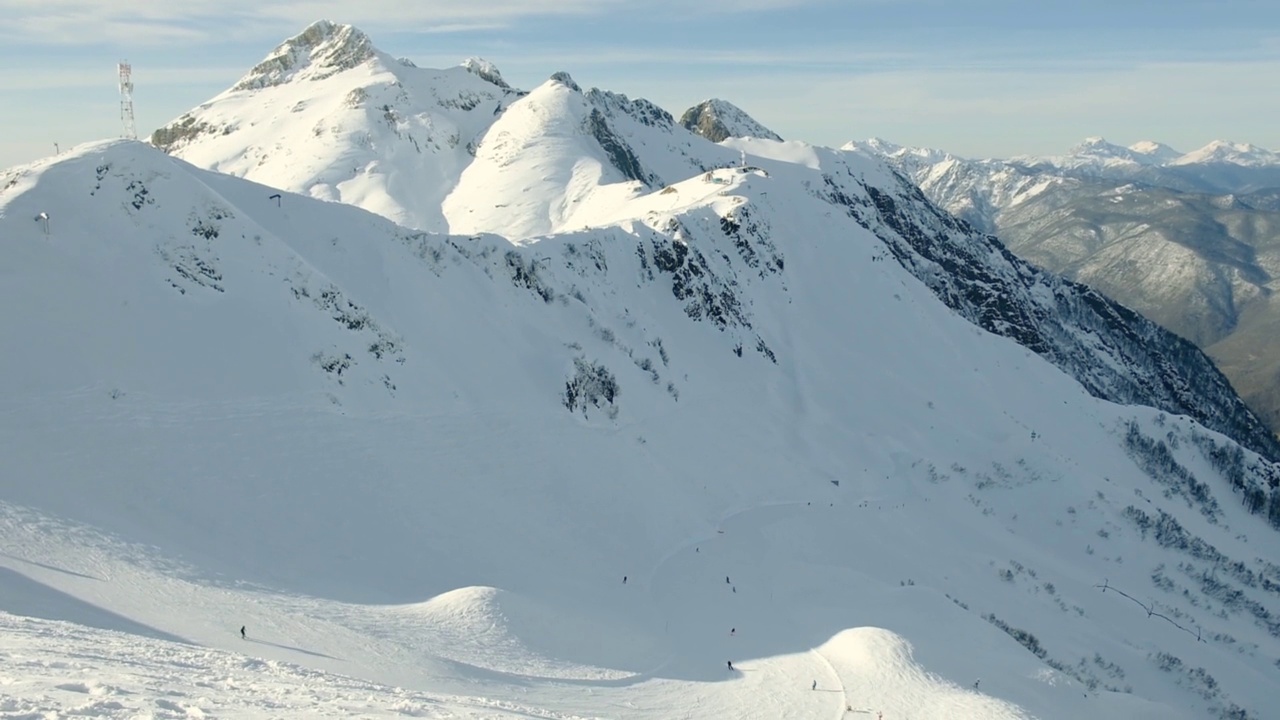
[2,22,1279,720]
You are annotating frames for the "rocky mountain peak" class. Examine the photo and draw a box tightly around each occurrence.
[548,71,581,92]
[461,57,509,88]
[231,20,376,92]
[679,98,781,143]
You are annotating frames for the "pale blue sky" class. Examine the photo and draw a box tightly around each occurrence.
[2,0,1278,169]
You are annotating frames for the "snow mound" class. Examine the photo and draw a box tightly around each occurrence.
[388,587,665,680]
[820,628,1031,720]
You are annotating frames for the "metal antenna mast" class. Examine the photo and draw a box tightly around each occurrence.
[118,61,136,140]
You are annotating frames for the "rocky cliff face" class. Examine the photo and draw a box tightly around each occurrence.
[855,138,1280,435]
[680,99,783,143]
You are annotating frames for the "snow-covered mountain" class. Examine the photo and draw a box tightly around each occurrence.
[1130,140,1184,164]
[1006,137,1280,176]
[1173,140,1280,168]
[151,20,521,233]
[154,25,1278,460]
[442,73,714,240]
[853,137,1280,432]
[680,98,783,143]
[5,23,1280,719]
[1014,136,1184,172]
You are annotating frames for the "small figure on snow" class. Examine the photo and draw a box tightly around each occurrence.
[732,586,736,593]
[730,628,736,636]
[812,680,817,691]
[727,660,734,671]
[240,625,246,640]
[623,576,627,584]
[974,679,981,690]
[726,576,730,584]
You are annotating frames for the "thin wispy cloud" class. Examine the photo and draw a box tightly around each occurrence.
[0,0,624,45]
[0,65,250,92]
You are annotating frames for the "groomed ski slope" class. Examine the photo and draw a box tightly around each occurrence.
[0,140,1277,719]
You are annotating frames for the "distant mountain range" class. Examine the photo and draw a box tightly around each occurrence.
[850,136,1280,433]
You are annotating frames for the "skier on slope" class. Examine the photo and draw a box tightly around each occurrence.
[727,660,734,671]
[240,625,246,640]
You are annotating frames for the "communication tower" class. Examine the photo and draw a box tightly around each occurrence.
[118,61,136,140]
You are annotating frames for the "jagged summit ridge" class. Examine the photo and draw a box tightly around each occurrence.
[232,20,376,91]
[548,71,580,92]
[679,99,782,143]
[461,57,509,88]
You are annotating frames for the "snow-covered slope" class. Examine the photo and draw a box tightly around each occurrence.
[680,98,783,143]
[442,73,712,240]
[4,137,1280,719]
[151,20,520,233]
[855,136,1280,432]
